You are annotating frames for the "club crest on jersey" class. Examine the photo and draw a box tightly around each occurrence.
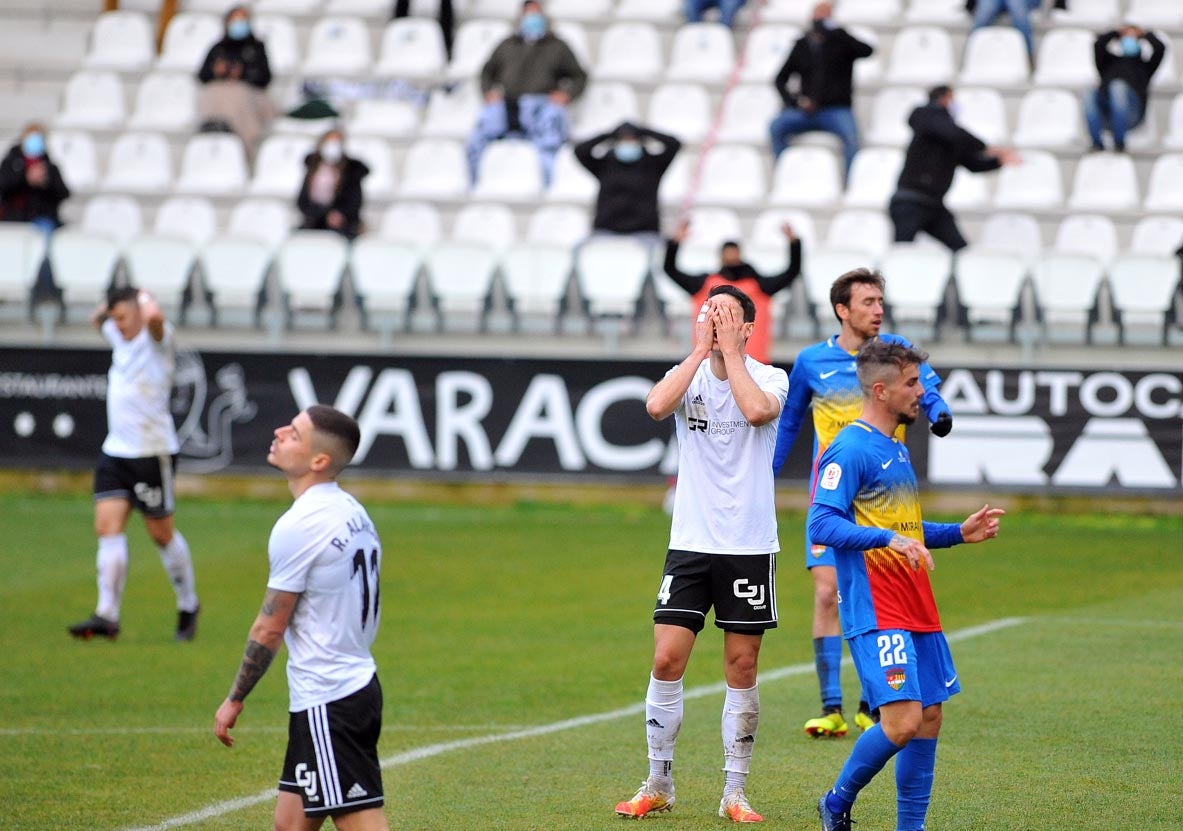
[811,544,827,557]
[885,668,906,691]
[819,462,842,490]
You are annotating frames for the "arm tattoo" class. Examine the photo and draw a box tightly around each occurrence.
[227,639,277,703]
[890,533,910,550]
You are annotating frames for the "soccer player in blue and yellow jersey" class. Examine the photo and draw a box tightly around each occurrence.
[807,339,1004,831]
[773,268,952,738]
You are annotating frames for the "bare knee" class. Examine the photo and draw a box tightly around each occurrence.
[724,651,758,688]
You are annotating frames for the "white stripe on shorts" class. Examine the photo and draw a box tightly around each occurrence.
[308,706,343,807]
[158,454,175,514]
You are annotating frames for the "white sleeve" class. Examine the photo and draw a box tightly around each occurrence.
[267,514,318,593]
[758,364,790,407]
[101,318,120,348]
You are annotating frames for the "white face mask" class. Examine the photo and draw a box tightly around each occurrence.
[320,140,343,163]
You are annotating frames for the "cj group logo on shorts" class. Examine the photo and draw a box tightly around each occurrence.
[294,763,320,802]
[733,579,766,609]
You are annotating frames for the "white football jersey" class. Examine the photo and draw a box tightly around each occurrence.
[100,319,180,458]
[268,482,383,712]
[668,356,789,555]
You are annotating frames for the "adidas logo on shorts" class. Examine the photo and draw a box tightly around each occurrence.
[346,783,368,800]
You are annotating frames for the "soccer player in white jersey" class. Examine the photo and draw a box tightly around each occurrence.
[615,285,789,823]
[68,287,200,641]
[215,405,388,831]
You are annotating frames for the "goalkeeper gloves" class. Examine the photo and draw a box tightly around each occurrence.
[930,411,953,437]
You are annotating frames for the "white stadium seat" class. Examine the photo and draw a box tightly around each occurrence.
[740,24,801,84]
[826,209,892,260]
[128,73,198,132]
[303,16,372,76]
[46,130,99,192]
[843,146,903,208]
[1107,254,1181,344]
[472,140,543,202]
[1126,0,1183,28]
[344,135,397,200]
[500,243,574,321]
[249,134,315,198]
[571,82,640,141]
[346,99,420,138]
[1067,153,1139,211]
[123,235,197,309]
[954,248,1028,340]
[85,11,154,71]
[452,202,518,251]
[1129,215,1183,255]
[769,146,842,207]
[993,149,1063,209]
[802,247,870,318]
[616,0,681,20]
[835,0,901,24]
[1054,214,1118,265]
[420,81,482,139]
[905,0,965,23]
[955,87,1009,146]
[666,23,735,83]
[468,0,521,16]
[979,212,1042,263]
[682,206,743,249]
[880,243,952,341]
[546,144,599,203]
[102,131,173,194]
[350,238,421,336]
[398,139,469,200]
[595,22,663,83]
[175,133,249,195]
[751,208,817,251]
[717,85,784,144]
[0,224,48,310]
[156,12,222,73]
[1049,0,1120,27]
[646,83,712,144]
[885,27,955,85]
[526,205,590,246]
[56,70,126,130]
[1032,252,1106,342]
[274,230,350,322]
[447,19,512,80]
[49,229,123,312]
[577,236,650,320]
[199,235,271,322]
[1033,29,1096,87]
[425,241,499,328]
[865,86,926,147]
[375,18,447,80]
[228,198,293,249]
[81,195,143,247]
[763,0,815,24]
[546,0,614,20]
[1012,88,1086,149]
[253,14,300,76]
[1143,154,1183,212]
[379,202,443,248]
[154,196,218,245]
[945,166,992,210]
[960,27,1030,86]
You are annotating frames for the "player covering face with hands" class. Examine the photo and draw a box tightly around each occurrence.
[616,285,788,823]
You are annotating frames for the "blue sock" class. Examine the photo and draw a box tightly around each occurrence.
[815,636,843,709]
[895,737,938,831]
[826,724,903,814]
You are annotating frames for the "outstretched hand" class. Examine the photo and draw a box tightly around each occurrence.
[961,504,1006,544]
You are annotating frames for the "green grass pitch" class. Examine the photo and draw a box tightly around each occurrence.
[1,491,1180,830]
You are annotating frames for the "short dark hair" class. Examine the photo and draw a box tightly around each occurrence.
[856,339,928,394]
[708,283,756,323]
[829,268,885,321]
[106,286,139,310]
[928,84,952,103]
[306,405,361,469]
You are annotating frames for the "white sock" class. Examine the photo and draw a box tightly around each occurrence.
[646,674,683,782]
[157,529,198,612]
[721,683,760,795]
[95,534,128,621]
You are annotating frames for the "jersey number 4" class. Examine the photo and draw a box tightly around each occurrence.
[351,548,381,629]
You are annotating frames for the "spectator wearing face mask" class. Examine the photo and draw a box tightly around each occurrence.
[663,220,800,365]
[296,129,369,240]
[573,122,681,251]
[197,4,275,153]
[769,1,873,176]
[466,1,587,187]
[0,123,71,301]
[1084,24,1165,153]
[889,86,1021,252]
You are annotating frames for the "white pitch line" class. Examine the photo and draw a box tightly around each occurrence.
[118,617,1026,831]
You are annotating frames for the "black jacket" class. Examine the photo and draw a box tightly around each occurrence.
[0,145,69,225]
[1094,30,1166,104]
[774,25,873,110]
[662,239,802,297]
[198,34,272,89]
[480,31,587,100]
[894,103,1000,203]
[574,124,681,234]
[296,153,369,239]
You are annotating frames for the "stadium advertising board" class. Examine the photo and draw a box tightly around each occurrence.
[0,347,1180,492]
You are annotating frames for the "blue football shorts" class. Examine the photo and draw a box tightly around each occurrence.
[848,629,961,710]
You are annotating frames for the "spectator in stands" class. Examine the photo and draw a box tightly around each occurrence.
[466,1,587,188]
[663,219,800,365]
[197,4,275,154]
[574,122,681,251]
[392,0,454,61]
[0,123,70,301]
[889,86,1021,252]
[968,0,1041,58]
[1084,24,1166,153]
[769,2,873,177]
[684,0,748,27]
[296,128,369,240]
